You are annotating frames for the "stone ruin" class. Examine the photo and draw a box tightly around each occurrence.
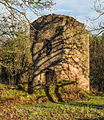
[30,14,89,91]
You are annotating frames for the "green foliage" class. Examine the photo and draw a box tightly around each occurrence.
[0,25,33,86]
[34,88,46,95]
[90,33,104,92]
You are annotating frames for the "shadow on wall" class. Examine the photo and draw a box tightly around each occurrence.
[28,14,89,94]
[28,34,63,93]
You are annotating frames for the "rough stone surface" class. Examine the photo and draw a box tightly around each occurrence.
[30,14,89,91]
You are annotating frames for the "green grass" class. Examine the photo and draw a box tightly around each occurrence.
[0,83,104,120]
[0,98,104,120]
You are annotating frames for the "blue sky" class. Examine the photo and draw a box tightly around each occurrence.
[0,0,102,32]
[27,0,97,29]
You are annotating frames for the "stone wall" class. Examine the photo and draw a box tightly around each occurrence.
[30,14,89,91]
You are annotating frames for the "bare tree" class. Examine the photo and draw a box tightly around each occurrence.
[0,0,55,38]
[89,0,104,35]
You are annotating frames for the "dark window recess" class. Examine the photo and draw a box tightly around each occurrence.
[45,69,57,84]
[45,39,52,56]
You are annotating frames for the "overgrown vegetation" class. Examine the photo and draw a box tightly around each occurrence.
[0,24,33,87]
[90,33,104,92]
[0,82,90,104]
[0,83,104,120]
[0,0,104,119]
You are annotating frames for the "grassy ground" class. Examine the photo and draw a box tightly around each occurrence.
[0,83,104,120]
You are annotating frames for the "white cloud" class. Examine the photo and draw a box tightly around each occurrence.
[0,0,101,34]
[54,0,94,12]
[0,4,9,17]
[27,0,96,22]
[87,11,99,19]
[49,8,71,13]
[43,8,71,15]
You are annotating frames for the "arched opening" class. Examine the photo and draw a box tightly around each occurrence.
[45,69,57,85]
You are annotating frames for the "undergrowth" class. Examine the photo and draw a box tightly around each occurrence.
[0,83,104,120]
[0,82,91,104]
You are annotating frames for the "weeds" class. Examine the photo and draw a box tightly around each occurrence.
[0,83,104,119]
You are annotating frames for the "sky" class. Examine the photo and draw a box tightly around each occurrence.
[0,0,103,33]
[27,0,98,30]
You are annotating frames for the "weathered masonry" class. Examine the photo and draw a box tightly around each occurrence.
[30,14,89,91]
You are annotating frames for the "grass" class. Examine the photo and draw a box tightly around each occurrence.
[0,99,104,120]
[0,83,104,120]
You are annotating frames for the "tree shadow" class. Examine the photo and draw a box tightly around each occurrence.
[58,101,104,110]
[78,117,104,120]
[44,85,55,103]
[54,81,75,102]
[70,102,104,110]
[55,85,64,102]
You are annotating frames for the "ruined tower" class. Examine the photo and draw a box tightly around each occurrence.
[30,14,89,91]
